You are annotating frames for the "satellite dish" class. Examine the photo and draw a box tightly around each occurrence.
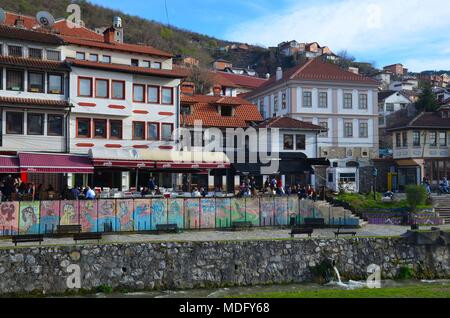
[36,11,55,28]
[0,8,6,24]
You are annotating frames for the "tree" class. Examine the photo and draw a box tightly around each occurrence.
[188,66,213,95]
[416,84,439,112]
[335,50,356,69]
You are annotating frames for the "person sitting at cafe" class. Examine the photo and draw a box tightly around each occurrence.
[85,187,96,200]
[154,186,162,196]
[192,187,201,197]
[440,177,450,194]
[69,187,80,200]
[200,187,208,197]
[141,187,150,197]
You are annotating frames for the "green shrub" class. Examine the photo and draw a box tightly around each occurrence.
[398,266,415,280]
[405,185,427,212]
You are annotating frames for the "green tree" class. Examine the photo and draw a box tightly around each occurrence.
[416,84,439,112]
[405,185,427,212]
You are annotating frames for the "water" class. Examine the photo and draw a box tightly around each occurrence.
[329,266,368,290]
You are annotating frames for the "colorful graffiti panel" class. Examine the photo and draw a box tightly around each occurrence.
[19,201,40,234]
[274,197,288,226]
[117,199,134,232]
[0,202,19,235]
[133,199,152,231]
[97,199,117,232]
[200,199,216,229]
[245,198,260,226]
[215,198,231,228]
[151,199,168,230]
[39,201,60,234]
[79,200,98,232]
[60,201,79,226]
[260,197,274,227]
[168,199,184,229]
[230,198,246,223]
[185,199,200,229]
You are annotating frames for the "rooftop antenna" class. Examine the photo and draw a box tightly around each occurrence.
[164,0,170,26]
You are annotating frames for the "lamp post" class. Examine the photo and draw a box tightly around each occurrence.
[372,167,378,201]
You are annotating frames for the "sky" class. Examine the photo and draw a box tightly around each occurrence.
[88,0,450,72]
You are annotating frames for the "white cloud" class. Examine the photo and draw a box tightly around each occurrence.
[225,0,450,71]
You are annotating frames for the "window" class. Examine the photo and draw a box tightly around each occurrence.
[27,113,44,135]
[47,115,64,136]
[47,50,61,61]
[359,122,368,138]
[151,61,162,69]
[6,69,24,91]
[430,131,437,147]
[344,122,353,138]
[8,45,22,57]
[413,131,421,147]
[142,61,151,68]
[95,79,109,98]
[133,122,145,140]
[439,131,447,147]
[284,134,294,150]
[147,86,160,103]
[112,80,125,99]
[133,84,145,103]
[89,54,98,62]
[131,59,139,67]
[303,92,312,108]
[339,173,356,183]
[402,131,408,147]
[220,106,233,117]
[379,116,385,125]
[296,134,306,150]
[386,103,394,112]
[359,93,368,109]
[328,173,334,183]
[147,123,159,141]
[102,55,111,63]
[109,120,122,139]
[378,104,384,112]
[76,118,91,138]
[343,93,353,109]
[281,91,287,109]
[161,123,173,141]
[319,92,328,108]
[76,52,86,60]
[396,133,401,147]
[48,73,64,94]
[28,72,44,93]
[6,112,24,134]
[78,77,93,97]
[93,119,107,139]
[273,94,279,112]
[28,48,42,59]
[319,121,328,138]
[161,87,173,104]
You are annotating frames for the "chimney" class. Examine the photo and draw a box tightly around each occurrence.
[103,27,115,44]
[14,16,25,29]
[276,67,283,81]
[181,82,195,95]
[213,85,222,97]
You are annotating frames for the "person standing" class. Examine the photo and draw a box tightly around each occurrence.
[85,187,96,200]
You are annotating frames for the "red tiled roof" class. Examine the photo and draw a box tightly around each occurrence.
[0,97,70,108]
[66,58,186,78]
[61,35,173,58]
[216,71,268,89]
[257,116,323,131]
[388,111,450,131]
[0,56,69,71]
[4,12,39,29]
[181,94,263,128]
[249,58,379,97]
[52,20,104,41]
[0,24,63,44]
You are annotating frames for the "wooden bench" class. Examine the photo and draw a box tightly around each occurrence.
[12,234,44,246]
[57,225,82,236]
[156,224,180,234]
[290,227,313,238]
[231,221,253,231]
[334,228,357,238]
[304,218,326,228]
[73,232,102,243]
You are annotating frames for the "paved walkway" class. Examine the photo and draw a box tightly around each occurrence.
[1,224,449,249]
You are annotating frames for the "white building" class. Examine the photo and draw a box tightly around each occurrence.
[378,91,412,128]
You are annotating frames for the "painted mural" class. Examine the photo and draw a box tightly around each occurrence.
[245,198,260,226]
[97,199,117,232]
[133,199,152,231]
[151,199,167,230]
[39,201,60,234]
[230,198,246,223]
[79,200,98,232]
[60,201,79,226]
[0,202,19,235]
[200,199,216,229]
[19,201,40,234]
[260,197,274,227]
[185,199,200,229]
[215,198,231,228]
[168,199,184,229]
[274,197,288,226]
[117,199,134,232]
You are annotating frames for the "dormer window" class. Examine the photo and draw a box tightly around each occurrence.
[220,105,234,117]
[8,45,22,57]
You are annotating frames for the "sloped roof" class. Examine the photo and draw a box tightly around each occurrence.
[257,116,323,131]
[248,58,379,97]
[181,94,263,128]
[387,111,450,131]
[0,24,63,44]
[378,90,412,102]
[216,71,268,89]
[0,56,69,71]
[4,12,39,29]
[0,96,70,108]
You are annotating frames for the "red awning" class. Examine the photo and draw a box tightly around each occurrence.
[19,153,94,174]
[92,159,155,169]
[155,162,230,169]
[0,156,20,173]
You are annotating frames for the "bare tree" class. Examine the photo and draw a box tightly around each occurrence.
[188,66,213,95]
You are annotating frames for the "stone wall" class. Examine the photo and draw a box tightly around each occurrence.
[0,238,449,295]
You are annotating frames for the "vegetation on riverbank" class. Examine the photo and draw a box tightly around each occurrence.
[336,193,432,211]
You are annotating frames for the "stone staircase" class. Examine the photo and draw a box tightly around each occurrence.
[314,200,368,227]
[432,194,450,224]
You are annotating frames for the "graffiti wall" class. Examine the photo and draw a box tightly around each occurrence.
[19,202,40,234]
[117,199,134,232]
[260,197,274,227]
[168,199,184,229]
[200,199,215,229]
[215,198,231,228]
[185,199,200,229]
[133,199,152,231]
[40,201,60,234]
[151,199,167,230]
[60,201,79,226]
[97,200,117,232]
[79,200,98,232]
[0,202,19,235]
[274,197,288,226]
